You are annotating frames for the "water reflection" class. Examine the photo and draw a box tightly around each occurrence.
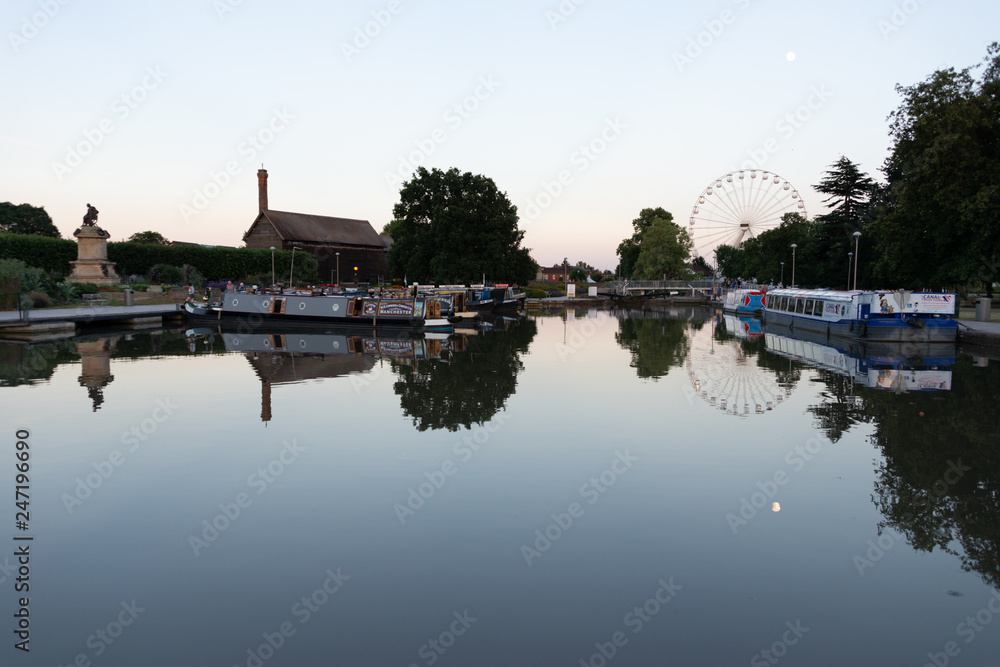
[391,316,537,431]
[3,308,1000,663]
[686,312,793,416]
[613,306,693,378]
[864,357,1000,587]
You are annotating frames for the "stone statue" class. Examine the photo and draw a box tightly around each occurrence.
[150,266,161,285]
[83,203,99,226]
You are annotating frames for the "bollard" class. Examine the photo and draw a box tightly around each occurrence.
[975,297,991,322]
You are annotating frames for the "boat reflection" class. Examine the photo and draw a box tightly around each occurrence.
[723,313,763,338]
[764,324,955,391]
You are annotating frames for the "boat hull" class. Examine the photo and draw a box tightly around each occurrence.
[184,292,453,332]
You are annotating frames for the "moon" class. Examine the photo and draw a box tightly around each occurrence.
[786,51,796,62]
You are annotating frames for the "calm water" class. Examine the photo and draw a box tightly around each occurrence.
[1,307,999,666]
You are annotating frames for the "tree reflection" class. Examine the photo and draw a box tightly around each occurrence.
[805,370,873,442]
[803,354,1000,587]
[391,317,537,431]
[614,316,689,379]
[865,357,1000,587]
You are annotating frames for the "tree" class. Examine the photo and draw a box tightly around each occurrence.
[715,213,822,286]
[0,202,60,238]
[632,216,694,280]
[869,43,1000,292]
[569,267,588,282]
[389,167,538,284]
[616,207,673,279]
[812,157,876,288]
[590,270,604,282]
[128,231,170,245]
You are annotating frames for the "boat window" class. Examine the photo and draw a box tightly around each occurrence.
[813,300,823,316]
[804,299,813,314]
[795,299,805,314]
[782,297,790,311]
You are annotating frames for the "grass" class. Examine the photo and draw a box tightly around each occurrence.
[957,307,1000,323]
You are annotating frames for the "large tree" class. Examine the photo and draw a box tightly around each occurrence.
[870,43,1000,292]
[632,216,694,280]
[0,202,60,238]
[128,230,170,245]
[812,157,876,288]
[616,207,676,279]
[389,167,537,284]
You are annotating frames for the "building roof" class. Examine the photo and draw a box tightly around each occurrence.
[245,209,385,248]
[379,234,394,249]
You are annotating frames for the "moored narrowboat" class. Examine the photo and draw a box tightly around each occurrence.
[762,288,957,342]
[184,290,453,332]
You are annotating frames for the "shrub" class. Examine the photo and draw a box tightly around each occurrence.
[28,290,52,307]
[65,282,101,299]
[152,264,184,284]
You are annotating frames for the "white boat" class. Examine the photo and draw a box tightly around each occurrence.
[762,288,957,342]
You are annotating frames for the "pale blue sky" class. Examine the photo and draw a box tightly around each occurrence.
[2,0,996,270]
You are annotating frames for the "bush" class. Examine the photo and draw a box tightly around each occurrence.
[152,264,184,284]
[525,288,547,298]
[28,290,52,307]
[65,282,101,299]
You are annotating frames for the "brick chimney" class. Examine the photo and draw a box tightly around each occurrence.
[257,168,268,212]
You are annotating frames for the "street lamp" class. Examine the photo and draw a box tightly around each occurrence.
[790,244,797,287]
[852,231,862,290]
[847,252,853,290]
[354,266,358,284]
[335,252,340,287]
[780,261,784,285]
[269,246,275,288]
[289,247,302,289]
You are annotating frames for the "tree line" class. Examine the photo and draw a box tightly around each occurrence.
[716,43,1000,295]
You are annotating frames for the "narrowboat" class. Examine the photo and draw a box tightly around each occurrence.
[722,288,767,316]
[762,288,957,342]
[183,290,454,332]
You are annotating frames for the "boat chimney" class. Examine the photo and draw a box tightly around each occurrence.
[257,168,268,212]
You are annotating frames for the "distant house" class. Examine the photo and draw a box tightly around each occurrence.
[242,169,389,284]
[537,265,569,281]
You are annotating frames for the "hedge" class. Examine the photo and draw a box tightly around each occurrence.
[0,233,318,283]
[0,233,77,274]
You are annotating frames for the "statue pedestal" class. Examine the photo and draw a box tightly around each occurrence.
[67,226,120,286]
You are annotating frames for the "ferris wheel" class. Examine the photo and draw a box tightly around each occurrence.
[684,316,793,418]
[688,170,806,262]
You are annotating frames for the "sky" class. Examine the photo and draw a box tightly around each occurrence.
[2,0,997,271]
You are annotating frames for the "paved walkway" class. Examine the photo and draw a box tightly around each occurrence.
[0,304,181,327]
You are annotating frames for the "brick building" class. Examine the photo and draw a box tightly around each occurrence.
[242,169,389,284]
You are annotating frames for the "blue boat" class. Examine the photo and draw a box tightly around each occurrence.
[762,288,957,342]
[722,288,768,316]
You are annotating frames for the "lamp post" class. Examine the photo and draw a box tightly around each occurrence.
[354,266,358,284]
[269,246,275,288]
[852,231,861,290]
[790,244,797,287]
[335,252,340,287]
[289,247,302,289]
[780,261,784,286]
[847,251,853,290]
